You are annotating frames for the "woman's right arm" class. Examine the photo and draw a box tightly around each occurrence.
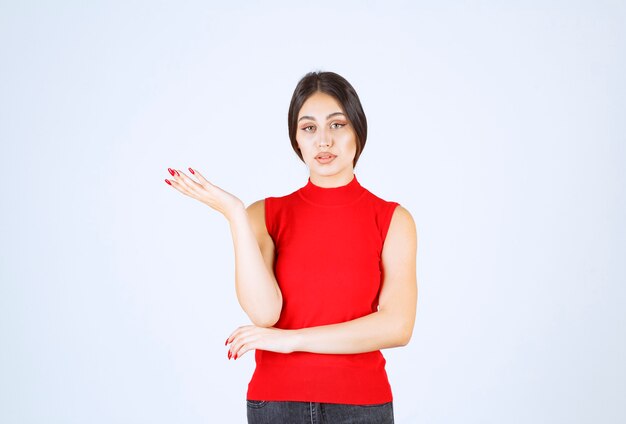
[165,168,282,327]
[228,200,282,327]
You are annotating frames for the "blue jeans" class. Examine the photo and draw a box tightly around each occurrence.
[246,400,394,424]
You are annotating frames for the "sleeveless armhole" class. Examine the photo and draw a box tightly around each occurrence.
[380,202,400,244]
[264,197,273,239]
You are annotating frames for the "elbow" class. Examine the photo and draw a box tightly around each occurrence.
[381,309,414,347]
[393,322,414,347]
[241,290,283,328]
[251,312,280,328]
[249,302,282,328]
[252,319,275,328]
[397,329,413,347]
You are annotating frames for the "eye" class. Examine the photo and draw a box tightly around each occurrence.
[330,122,346,129]
[301,125,316,132]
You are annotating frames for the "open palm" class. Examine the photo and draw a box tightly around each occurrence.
[165,167,244,220]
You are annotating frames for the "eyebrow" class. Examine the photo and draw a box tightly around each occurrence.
[298,112,346,123]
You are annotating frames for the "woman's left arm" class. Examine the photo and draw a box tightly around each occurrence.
[226,206,418,358]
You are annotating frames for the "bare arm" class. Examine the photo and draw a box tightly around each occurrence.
[227,205,418,358]
[166,168,281,327]
[229,200,282,327]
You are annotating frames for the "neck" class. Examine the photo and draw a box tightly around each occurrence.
[309,170,355,188]
[299,173,365,206]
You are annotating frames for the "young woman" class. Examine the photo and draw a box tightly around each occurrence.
[164,71,418,424]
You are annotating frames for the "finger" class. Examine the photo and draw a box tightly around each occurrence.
[165,176,196,197]
[188,167,212,186]
[226,325,254,346]
[229,331,258,357]
[173,169,209,197]
[173,168,198,187]
[231,341,257,359]
[233,342,254,360]
[165,167,189,188]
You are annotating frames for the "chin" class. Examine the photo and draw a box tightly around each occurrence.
[308,158,352,174]
[313,166,351,178]
[312,164,337,173]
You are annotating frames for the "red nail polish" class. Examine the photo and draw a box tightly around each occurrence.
[168,168,175,176]
[165,179,171,185]
[188,167,195,175]
[225,338,229,346]
[234,353,238,360]
[228,351,232,360]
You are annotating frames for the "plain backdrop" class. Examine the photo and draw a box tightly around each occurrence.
[1,1,624,423]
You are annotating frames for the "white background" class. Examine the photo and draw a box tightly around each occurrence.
[1,1,624,423]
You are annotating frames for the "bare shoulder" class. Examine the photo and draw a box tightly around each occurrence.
[389,205,417,239]
[246,199,270,237]
[383,205,418,260]
[246,199,265,216]
[246,199,275,263]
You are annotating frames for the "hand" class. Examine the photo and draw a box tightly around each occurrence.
[225,325,296,360]
[165,167,244,221]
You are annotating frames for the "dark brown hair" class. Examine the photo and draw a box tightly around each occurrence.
[287,71,367,167]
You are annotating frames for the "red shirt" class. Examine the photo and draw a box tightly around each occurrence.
[247,174,400,404]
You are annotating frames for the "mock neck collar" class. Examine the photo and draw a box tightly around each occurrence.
[298,174,365,206]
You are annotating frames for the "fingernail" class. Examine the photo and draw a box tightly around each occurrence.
[234,353,238,360]
[228,351,232,360]
[188,167,195,175]
[165,179,171,185]
[168,168,175,176]
[225,338,229,346]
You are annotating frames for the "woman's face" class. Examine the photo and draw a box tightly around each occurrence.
[296,91,357,185]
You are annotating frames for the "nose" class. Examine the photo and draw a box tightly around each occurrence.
[317,127,332,148]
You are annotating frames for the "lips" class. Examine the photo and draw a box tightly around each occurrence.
[316,153,336,159]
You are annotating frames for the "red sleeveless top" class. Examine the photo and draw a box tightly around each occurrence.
[247,174,399,404]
